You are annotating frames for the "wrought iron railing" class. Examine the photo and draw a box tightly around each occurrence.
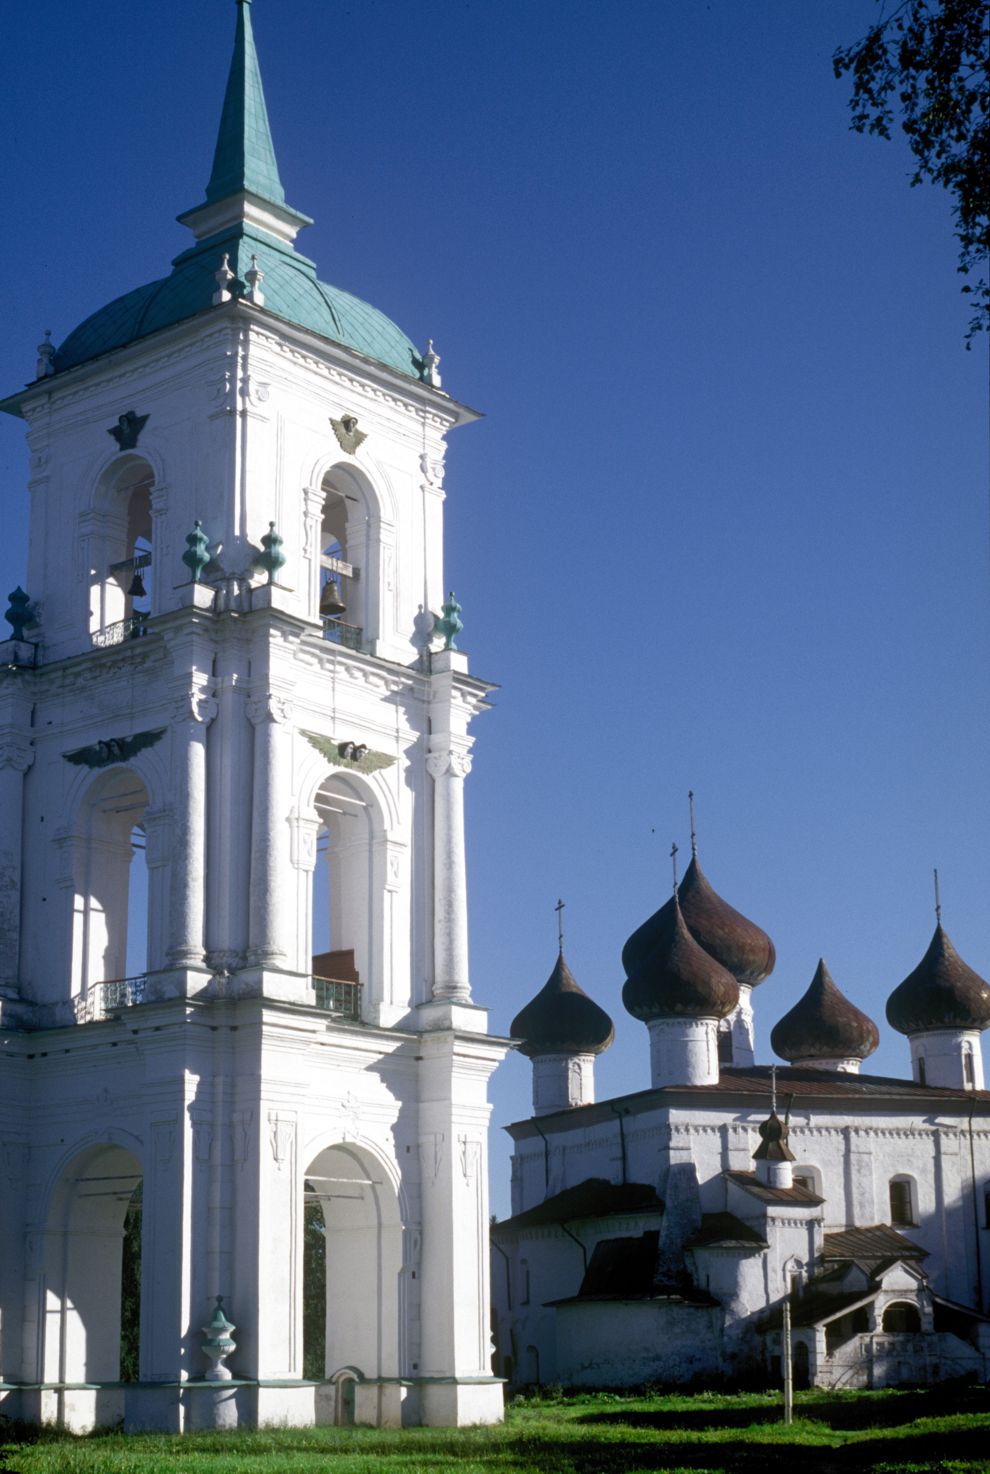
[311,976,362,1020]
[321,618,364,652]
[74,975,148,1022]
[92,616,149,648]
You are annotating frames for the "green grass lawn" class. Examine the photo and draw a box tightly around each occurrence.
[2,1383,989,1474]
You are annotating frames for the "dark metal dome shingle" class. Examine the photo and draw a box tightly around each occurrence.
[511,951,614,1058]
[886,925,990,1035]
[771,959,879,1063]
[622,897,740,1022]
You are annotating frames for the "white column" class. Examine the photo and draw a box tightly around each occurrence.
[427,749,471,1002]
[246,694,292,966]
[0,732,33,992]
[166,684,217,967]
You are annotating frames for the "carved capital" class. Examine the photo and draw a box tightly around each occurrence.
[172,687,218,726]
[427,749,472,781]
[246,693,292,727]
[419,451,445,489]
[0,736,34,773]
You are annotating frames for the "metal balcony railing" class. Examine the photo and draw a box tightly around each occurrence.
[311,976,362,1020]
[92,616,149,648]
[321,618,364,652]
[74,975,148,1023]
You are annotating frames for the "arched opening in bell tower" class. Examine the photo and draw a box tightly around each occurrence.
[310,772,378,1021]
[88,456,155,642]
[318,468,377,650]
[42,1143,144,1388]
[71,769,152,1017]
[301,1143,402,1405]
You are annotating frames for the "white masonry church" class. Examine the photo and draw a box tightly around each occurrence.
[493,835,990,1392]
[0,0,507,1433]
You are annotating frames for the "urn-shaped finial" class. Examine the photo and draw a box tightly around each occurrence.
[182,521,211,582]
[202,1296,236,1382]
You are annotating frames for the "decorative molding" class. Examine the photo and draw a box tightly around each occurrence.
[107,410,149,451]
[302,729,395,773]
[246,693,292,727]
[419,451,445,489]
[63,727,166,769]
[0,736,34,773]
[172,689,218,726]
[330,414,367,455]
[268,1111,294,1170]
[426,749,472,780]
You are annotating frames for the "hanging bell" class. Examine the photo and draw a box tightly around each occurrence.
[127,570,147,600]
[319,576,346,617]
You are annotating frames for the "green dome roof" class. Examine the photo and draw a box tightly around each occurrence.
[53,1,426,384]
[55,231,422,378]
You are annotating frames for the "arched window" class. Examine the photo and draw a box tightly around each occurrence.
[882,1301,921,1333]
[318,472,369,650]
[717,1021,733,1063]
[917,1054,927,1085]
[89,457,155,643]
[889,1175,917,1227]
[71,770,151,1017]
[792,1165,822,1198]
[964,1047,975,1087]
[519,1257,530,1306]
[309,772,389,1021]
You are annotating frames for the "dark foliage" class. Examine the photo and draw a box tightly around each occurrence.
[833,0,989,341]
[302,1194,326,1381]
[119,1185,142,1383]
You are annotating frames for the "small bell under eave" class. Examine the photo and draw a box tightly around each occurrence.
[319,576,346,617]
[127,570,147,600]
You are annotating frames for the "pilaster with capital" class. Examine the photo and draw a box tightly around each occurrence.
[167,683,217,966]
[246,692,293,965]
[427,746,472,1002]
[0,730,34,991]
[301,485,325,621]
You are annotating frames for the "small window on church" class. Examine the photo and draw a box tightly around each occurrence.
[917,1055,926,1086]
[793,1165,822,1198]
[889,1176,916,1227]
[964,1050,975,1086]
[717,1023,733,1063]
[519,1258,530,1305]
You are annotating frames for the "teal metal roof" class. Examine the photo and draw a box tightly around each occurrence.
[52,1,424,383]
[206,0,284,208]
[55,233,422,378]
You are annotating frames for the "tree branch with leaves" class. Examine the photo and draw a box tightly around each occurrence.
[833,0,989,342]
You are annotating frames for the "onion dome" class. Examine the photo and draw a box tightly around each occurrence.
[622,857,775,988]
[511,951,614,1059]
[752,1111,795,1163]
[771,959,879,1064]
[622,896,739,1022]
[886,925,990,1035]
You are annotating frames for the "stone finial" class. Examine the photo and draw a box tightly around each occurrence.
[433,591,463,650]
[244,254,265,306]
[182,521,211,582]
[213,252,236,305]
[202,1296,236,1382]
[257,522,286,583]
[35,330,55,380]
[420,339,442,388]
[4,587,34,641]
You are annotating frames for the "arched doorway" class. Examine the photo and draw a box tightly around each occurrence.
[882,1301,922,1333]
[43,1143,144,1385]
[89,456,155,641]
[310,772,379,1021]
[302,1143,402,1407]
[71,769,151,1016]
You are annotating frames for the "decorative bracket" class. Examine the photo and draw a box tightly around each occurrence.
[63,728,166,769]
[330,414,367,455]
[302,730,395,773]
[108,410,149,452]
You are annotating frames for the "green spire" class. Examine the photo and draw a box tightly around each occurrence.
[205,0,285,207]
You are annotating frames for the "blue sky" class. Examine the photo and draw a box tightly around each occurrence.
[1,1,987,1219]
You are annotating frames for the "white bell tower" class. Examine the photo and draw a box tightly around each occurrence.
[0,0,506,1433]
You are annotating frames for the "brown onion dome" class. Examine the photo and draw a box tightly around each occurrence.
[622,895,740,1022]
[886,924,990,1035]
[511,950,614,1058]
[771,959,879,1064]
[621,856,775,988]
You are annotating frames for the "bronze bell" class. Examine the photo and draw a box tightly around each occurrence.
[127,570,147,600]
[319,575,346,617]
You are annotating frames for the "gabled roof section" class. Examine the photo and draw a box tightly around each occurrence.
[206,0,285,208]
[725,1170,823,1206]
[685,1212,768,1251]
[823,1225,928,1264]
[492,1178,663,1234]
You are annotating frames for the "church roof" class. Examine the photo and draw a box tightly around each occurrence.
[823,1225,927,1264]
[886,923,990,1036]
[622,894,739,1023]
[770,958,880,1064]
[510,950,614,1058]
[492,1178,663,1234]
[685,1212,767,1250]
[622,856,775,988]
[51,1,424,383]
